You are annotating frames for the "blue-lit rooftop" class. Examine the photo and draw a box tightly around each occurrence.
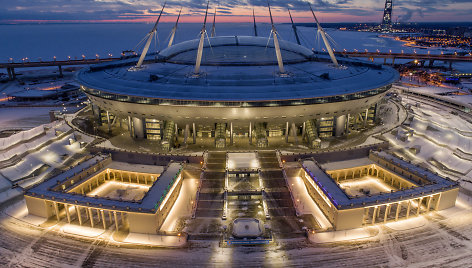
[301,151,459,209]
[76,36,399,102]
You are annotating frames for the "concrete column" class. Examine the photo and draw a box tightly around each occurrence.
[184,124,189,145]
[65,204,71,223]
[230,122,233,145]
[10,67,16,80]
[395,202,401,221]
[364,109,369,126]
[7,68,13,80]
[335,115,347,137]
[406,201,411,219]
[53,202,60,221]
[106,111,111,133]
[291,122,298,144]
[392,57,395,65]
[435,193,442,210]
[101,210,107,229]
[85,206,90,220]
[108,211,113,225]
[128,116,132,137]
[384,205,389,223]
[372,207,377,224]
[346,114,350,134]
[76,206,83,226]
[114,211,119,230]
[285,122,289,143]
[302,122,306,141]
[58,65,63,77]
[192,123,196,144]
[249,122,252,145]
[89,208,94,228]
[416,198,422,216]
[426,196,433,212]
[132,117,145,139]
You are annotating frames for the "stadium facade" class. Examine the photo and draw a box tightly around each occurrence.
[76,36,398,150]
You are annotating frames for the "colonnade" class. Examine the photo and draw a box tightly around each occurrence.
[327,164,417,190]
[93,103,378,149]
[52,201,125,230]
[364,193,440,225]
[69,168,159,196]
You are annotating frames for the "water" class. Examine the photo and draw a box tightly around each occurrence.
[0,22,470,70]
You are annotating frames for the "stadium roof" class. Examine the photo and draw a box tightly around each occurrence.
[76,36,399,102]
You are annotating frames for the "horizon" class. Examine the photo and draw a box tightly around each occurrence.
[1,1,472,25]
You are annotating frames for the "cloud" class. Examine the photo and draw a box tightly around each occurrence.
[0,0,470,23]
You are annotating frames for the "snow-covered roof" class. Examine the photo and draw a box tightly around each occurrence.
[26,155,184,213]
[76,36,399,102]
[301,151,458,210]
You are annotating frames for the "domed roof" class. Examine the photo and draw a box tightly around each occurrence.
[159,36,313,65]
[76,36,399,102]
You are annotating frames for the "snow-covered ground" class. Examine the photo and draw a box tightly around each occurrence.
[227,152,259,170]
[384,88,472,191]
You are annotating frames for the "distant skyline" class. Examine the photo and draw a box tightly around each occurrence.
[1,0,472,24]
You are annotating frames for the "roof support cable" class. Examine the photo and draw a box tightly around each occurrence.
[168,7,182,48]
[194,0,210,75]
[136,2,166,68]
[268,0,286,74]
[211,7,217,37]
[309,3,338,67]
[288,8,301,45]
[253,9,258,37]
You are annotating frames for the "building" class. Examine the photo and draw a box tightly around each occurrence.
[24,154,188,234]
[76,36,398,150]
[290,150,459,230]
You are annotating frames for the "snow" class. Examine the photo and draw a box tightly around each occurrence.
[61,224,105,238]
[0,124,45,150]
[227,152,259,170]
[385,92,472,181]
[77,40,399,102]
[87,181,150,202]
[385,216,427,231]
[160,177,198,232]
[231,218,262,238]
[121,233,186,247]
[308,226,379,243]
[0,107,54,131]
[287,176,332,229]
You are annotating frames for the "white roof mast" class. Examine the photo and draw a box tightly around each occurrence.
[168,7,182,48]
[309,3,339,67]
[268,1,285,74]
[211,8,217,37]
[136,2,166,68]
[194,1,210,75]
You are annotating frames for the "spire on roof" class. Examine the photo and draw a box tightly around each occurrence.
[309,3,339,67]
[268,0,286,74]
[168,7,182,48]
[194,1,210,75]
[136,2,166,68]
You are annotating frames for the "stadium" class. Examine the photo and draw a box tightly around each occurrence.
[76,13,399,150]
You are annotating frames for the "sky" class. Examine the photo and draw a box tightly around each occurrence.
[0,0,471,24]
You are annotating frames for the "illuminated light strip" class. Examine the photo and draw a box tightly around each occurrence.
[304,171,332,208]
[159,174,182,211]
[364,193,437,209]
